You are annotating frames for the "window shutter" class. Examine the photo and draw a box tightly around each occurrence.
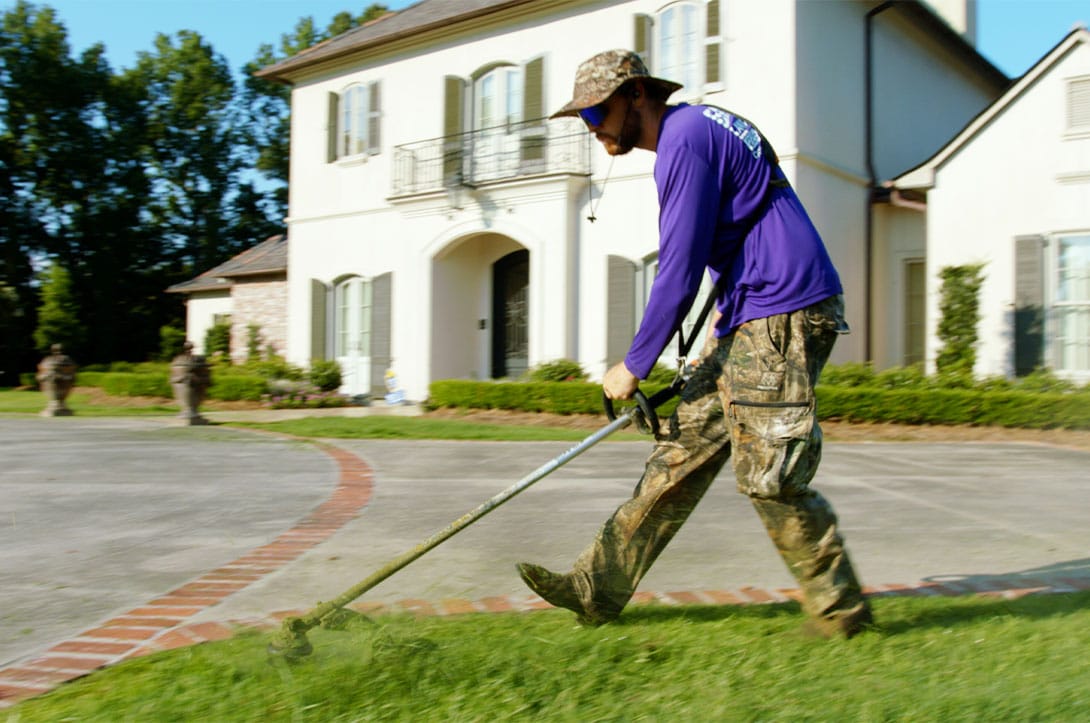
[607,255,637,366]
[1014,235,1046,376]
[522,56,544,121]
[443,75,466,186]
[368,81,382,155]
[521,56,546,165]
[369,272,392,394]
[326,92,339,163]
[1067,77,1090,132]
[704,0,722,87]
[634,14,653,67]
[310,279,329,359]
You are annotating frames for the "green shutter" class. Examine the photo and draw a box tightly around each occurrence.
[522,56,544,121]
[369,272,392,394]
[368,81,382,155]
[326,92,339,163]
[1014,235,1046,376]
[443,76,466,186]
[310,279,328,359]
[607,255,637,366]
[521,56,546,165]
[634,14,653,65]
[705,0,722,87]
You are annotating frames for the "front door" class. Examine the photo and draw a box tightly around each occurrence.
[334,276,372,395]
[492,250,528,378]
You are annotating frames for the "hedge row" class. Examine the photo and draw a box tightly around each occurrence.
[429,380,679,417]
[429,380,1090,430]
[76,372,268,402]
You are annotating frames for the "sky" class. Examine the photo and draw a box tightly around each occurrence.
[4,0,1089,81]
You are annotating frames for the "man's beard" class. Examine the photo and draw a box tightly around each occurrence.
[603,102,641,155]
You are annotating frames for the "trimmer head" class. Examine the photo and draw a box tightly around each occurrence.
[267,616,313,662]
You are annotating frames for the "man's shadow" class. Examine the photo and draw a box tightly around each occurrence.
[616,558,1090,632]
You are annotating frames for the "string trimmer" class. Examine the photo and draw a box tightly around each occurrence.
[267,385,678,661]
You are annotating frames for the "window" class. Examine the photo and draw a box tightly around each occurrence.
[1066,76,1090,135]
[635,0,722,97]
[475,66,523,130]
[327,81,381,162]
[443,58,544,185]
[334,277,372,358]
[903,259,926,366]
[1054,235,1090,373]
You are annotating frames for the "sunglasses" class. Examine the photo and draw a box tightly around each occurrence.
[578,103,609,127]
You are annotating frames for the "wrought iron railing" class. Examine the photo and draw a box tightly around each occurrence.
[391,118,591,196]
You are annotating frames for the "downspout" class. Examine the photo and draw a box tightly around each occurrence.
[864,1,894,363]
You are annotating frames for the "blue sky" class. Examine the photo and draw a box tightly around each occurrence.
[6,0,1089,80]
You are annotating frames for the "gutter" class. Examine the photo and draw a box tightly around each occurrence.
[864,1,895,364]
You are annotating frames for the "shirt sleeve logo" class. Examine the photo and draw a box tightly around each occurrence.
[703,107,763,160]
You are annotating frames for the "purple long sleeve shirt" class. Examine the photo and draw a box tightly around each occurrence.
[623,104,842,379]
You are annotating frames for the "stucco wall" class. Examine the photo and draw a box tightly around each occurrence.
[184,291,231,356]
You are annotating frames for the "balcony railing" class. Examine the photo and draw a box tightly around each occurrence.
[391,118,591,197]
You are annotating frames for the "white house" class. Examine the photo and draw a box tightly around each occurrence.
[891,26,1090,383]
[255,0,1008,400]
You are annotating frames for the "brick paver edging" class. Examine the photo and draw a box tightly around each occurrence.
[0,439,371,709]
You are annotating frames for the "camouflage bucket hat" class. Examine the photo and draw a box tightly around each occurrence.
[549,49,683,120]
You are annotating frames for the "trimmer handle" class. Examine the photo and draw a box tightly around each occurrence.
[602,388,660,436]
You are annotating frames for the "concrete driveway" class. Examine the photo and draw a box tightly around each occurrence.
[2,414,1088,703]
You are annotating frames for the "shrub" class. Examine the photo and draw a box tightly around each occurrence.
[871,364,926,390]
[159,324,187,361]
[525,359,588,383]
[818,362,874,388]
[101,373,171,398]
[208,375,267,401]
[239,357,305,381]
[308,359,343,392]
[936,263,985,375]
[204,322,231,359]
[1016,367,1077,394]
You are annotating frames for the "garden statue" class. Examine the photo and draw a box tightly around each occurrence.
[170,341,212,425]
[37,344,77,417]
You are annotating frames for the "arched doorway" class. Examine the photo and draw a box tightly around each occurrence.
[492,249,529,378]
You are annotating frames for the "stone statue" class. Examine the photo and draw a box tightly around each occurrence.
[170,341,211,425]
[37,344,77,417]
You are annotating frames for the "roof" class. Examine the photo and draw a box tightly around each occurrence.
[255,0,539,82]
[894,25,1090,190]
[167,234,287,294]
[255,0,1007,85]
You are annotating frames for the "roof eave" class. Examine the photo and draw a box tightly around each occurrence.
[254,0,543,83]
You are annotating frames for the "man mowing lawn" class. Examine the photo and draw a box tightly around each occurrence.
[517,49,872,638]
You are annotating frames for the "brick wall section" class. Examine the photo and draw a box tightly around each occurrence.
[229,275,287,362]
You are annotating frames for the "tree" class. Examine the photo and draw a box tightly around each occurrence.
[240,4,390,219]
[33,263,83,354]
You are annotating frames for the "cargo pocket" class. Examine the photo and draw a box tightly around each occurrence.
[728,400,817,499]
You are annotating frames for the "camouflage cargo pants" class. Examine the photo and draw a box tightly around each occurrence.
[568,295,867,624]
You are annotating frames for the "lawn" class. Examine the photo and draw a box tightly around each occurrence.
[9,592,1090,721]
[0,388,176,417]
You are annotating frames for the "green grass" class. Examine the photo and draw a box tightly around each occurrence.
[231,416,645,442]
[9,592,1090,721]
[0,388,175,416]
